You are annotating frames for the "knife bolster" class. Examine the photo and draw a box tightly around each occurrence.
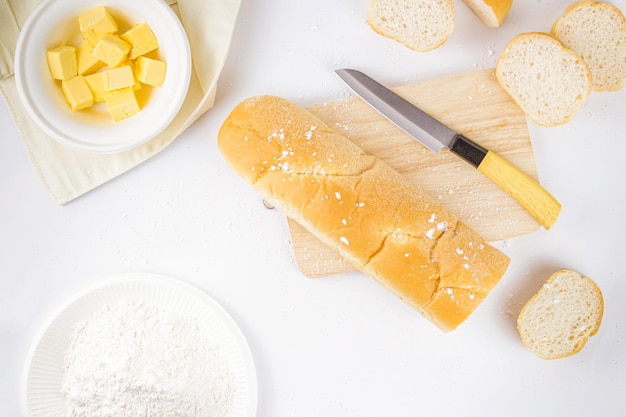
[450,134,488,167]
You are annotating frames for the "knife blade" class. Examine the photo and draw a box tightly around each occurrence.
[335,68,561,230]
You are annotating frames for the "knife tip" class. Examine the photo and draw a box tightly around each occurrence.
[335,68,359,79]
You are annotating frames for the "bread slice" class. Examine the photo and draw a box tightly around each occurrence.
[517,269,604,360]
[551,0,626,92]
[495,32,592,126]
[462,0,513,28]
[367,0,455,52]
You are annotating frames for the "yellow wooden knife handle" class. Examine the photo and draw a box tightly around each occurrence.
[477,150,561,229]
[449,134,561,230]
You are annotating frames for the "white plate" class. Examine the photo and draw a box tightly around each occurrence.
[22,273,257,417]
[14,0,191,153]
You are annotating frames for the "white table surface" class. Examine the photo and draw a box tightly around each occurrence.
[2,0,626,416]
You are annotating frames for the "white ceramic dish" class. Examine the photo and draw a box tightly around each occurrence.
[22,273,257,417]
[14,0,191,153]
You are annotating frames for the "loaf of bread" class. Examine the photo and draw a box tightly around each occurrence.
[218,96,510,331]
[367,0,455,52]
[551,0,626,92]
[462,0,513,28]
[517,269,604,359]
[495,32,592,126]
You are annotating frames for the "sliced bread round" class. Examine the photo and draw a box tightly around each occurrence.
[462,0,513,28]
[367,0,455,52]
[495,32,592,126]
[517,269,604,360]
[551,0,626,92]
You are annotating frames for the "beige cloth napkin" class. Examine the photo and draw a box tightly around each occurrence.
[0,0,241,204]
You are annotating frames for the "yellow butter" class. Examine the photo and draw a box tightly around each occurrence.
[46,7,166,120]
[92,34,131,68]
[78,6,118,46]
[86,66,139,103]
[125,61,143,92]
[47,46,77,80]
[121,23,159,59]
[76,41,104,75]
[135,56,166,87]
[101,65,136,91]
[104,87,140,121]
[84,72,106,102]
[61,76,93,110]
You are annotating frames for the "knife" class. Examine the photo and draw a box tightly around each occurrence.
[335,68,561,230]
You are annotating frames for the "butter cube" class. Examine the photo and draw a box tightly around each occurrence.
[92,34,131,68]
[105,88,140,121]
[78,6,118,46]
[135,56,166,87]
[126,61,143,92]
[76,41,104,75]
[47,46,77,80]
[121,23,159,59]
[101,65,135,91]
[61,76,93,111]
[87,66,140,103]
[84,72,106,102]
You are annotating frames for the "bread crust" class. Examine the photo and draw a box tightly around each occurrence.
[218,96,510,331]
[462,0,513,28]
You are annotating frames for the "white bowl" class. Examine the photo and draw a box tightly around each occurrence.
[14,0,192,153]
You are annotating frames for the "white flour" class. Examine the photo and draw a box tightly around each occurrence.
[61,299,235,417]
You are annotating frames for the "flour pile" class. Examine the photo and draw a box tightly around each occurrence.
[61,299,235,417]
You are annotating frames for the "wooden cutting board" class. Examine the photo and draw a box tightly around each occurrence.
[287,69,541,278]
